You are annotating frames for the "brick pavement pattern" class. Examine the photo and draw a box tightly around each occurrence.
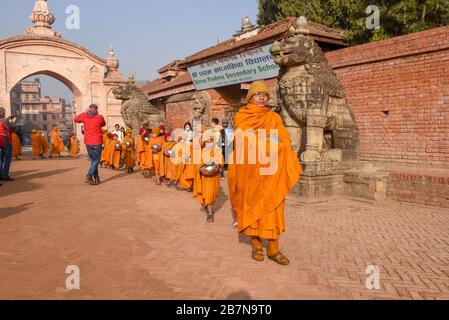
[1,154,449,300]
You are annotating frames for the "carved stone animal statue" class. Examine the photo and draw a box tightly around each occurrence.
[270,18,358,162]
[113,75,168,133]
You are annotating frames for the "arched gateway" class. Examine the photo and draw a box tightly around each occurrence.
[0,0,126,140]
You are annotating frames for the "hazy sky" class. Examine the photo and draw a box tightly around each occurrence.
[0,0,258,102]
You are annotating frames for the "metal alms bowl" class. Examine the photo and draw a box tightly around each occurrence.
[143,136,150,143]
[151,143,162,153]
[200,162,219,176]
[125,141,132,148]
[115,143,121,151]
[164,148,176,157]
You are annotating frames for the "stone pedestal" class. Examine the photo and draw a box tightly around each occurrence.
[292,160,366,198]
[343,170,389,200]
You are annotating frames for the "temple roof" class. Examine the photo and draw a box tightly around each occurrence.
[179,17,347,68]
[142,17,347,98]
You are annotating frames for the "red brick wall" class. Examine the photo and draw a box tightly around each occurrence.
[325,25,449,169]
[166,99,195,130]
[387,169,449,208]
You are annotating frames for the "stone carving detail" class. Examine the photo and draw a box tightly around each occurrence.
[270,16,359,162]
[192,92,210,125]
[113,75,168,133]
[25,0,61,37]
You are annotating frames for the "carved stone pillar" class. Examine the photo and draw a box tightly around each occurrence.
[301,111,327,162]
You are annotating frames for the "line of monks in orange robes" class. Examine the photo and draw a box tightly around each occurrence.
[97,123,224,221]
[29,128,79,159]
[23,82,300,265]
[137,125,223,220]
[100,128,136,172]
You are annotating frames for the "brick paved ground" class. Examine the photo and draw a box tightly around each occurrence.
[1,151,449,300]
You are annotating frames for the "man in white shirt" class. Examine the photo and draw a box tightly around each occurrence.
[211,118,222,148]
[112,123,124,142]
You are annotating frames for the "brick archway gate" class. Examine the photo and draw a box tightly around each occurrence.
[0,0,126,148]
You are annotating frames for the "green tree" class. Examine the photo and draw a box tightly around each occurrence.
[257,0,449,44]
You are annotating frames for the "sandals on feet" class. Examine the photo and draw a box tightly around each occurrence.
[267,252,290,265]
[251,248,264,262]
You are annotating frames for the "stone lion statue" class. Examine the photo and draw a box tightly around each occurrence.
[270,17,359,162]
[192,92,210,125]
[113,75,168,134]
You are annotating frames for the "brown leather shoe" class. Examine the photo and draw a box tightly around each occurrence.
[85,176,94,184]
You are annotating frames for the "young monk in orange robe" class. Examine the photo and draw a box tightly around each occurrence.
[228,81,302,265]
[172,130,197,191]
[160,132,177,183]
[149,127,165,185]
[12,131,22,160]
[100,131,111,167]
[191,135,223,222]
[30,129,44,159]
[50,127,65,157]
[69,133,80,156]
[106,133,116,168]
[109,134,122,170]
[137,128,153,178]
[121,129,136,173]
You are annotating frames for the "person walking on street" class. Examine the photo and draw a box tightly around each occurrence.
[74,104,106,185]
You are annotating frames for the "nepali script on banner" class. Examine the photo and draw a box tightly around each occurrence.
[187,44,280,90]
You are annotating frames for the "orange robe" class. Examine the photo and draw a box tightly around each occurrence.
[12,132,22,158]
[109,140,121,169]
[41,135,49,154]
[137,136,153,170]
[121,136,136,168]
[173,143,194,190]
[192,147,223,206]
[31,133,42,156]
[101,136,111,165]
[51,128,65,154]
[69,136,80,156]
[178,143,194,189]
[149,136,164,174]
[227,103,302,240]
[160,141,176,178]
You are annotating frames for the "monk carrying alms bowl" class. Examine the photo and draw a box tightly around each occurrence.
[227,80,302,266]
[200,161,219,176]
[164,148,175,158]
[151,143,162,153]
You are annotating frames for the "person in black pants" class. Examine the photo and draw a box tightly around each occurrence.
[219,118,233,180]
